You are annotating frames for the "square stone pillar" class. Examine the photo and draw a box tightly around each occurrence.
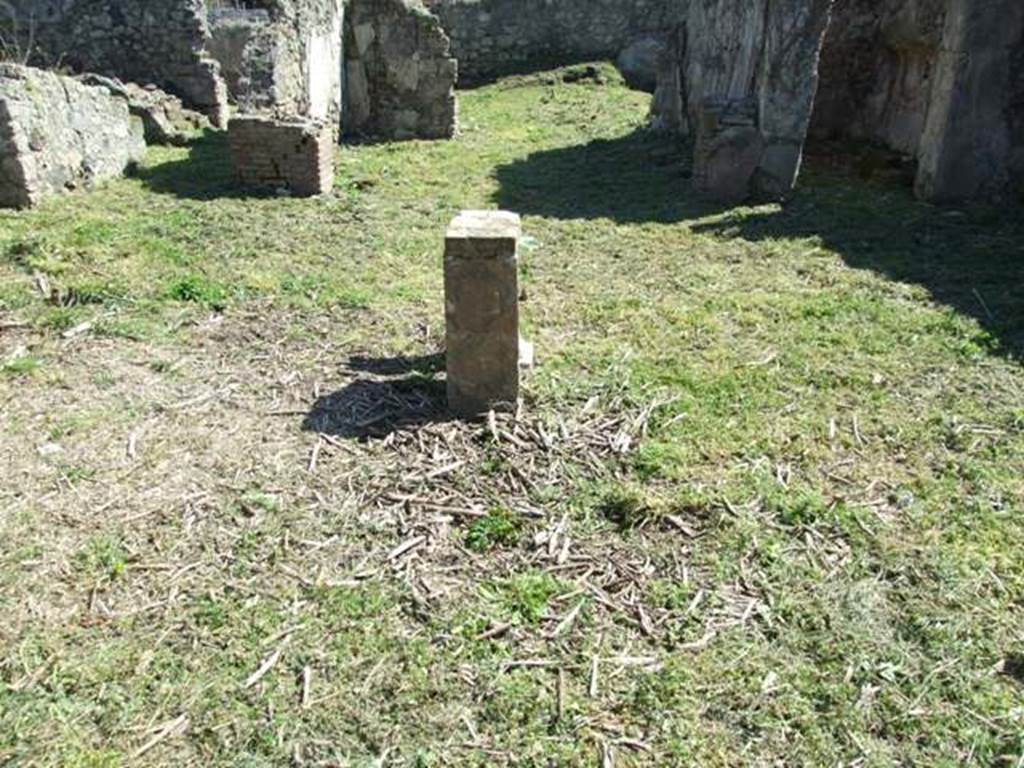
[444,210,521,418]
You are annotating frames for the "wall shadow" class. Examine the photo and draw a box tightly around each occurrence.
[496,129,1024,359]
[493,128,710,224]
[133,130,278,201]
[302,354,450,440]
[346,352,444,376]
[691,175,1024,360]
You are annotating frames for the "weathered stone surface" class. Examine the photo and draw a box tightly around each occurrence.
[206,7,277,112]
[914,0,1024,202]
[228,115,334,196]
[427,0,685,85]
[9,0,229,127]
[616,36,666,93]
[812,0,1024,202]
[812,0,948,156]
[650,24,686,133]
[444,210,521,418]
[0,64,145,209]
[651,0,834,200]
[78,75,210,146]
[692,98,764,202]
[682,0,834,199]
[207,0,344,129]
[344,0,457,140]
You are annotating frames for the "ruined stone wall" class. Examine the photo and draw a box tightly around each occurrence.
[207,8,278,111]
[1011,29,1024,197]
[7,0,228,126]
[914,0,1024,201]
[344,0,457,140]
[206,0,343,127]
[426,0,684,84]
[811,0,946,155]
[0,64,145,208]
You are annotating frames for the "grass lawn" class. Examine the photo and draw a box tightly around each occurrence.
[1,64,1023,766]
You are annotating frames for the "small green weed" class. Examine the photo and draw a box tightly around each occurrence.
[486,572,563,624]
[166,274,228,310]
[465,507,524,551]
[2,356,40,377]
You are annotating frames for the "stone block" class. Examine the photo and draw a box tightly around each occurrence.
[444,210,521,418]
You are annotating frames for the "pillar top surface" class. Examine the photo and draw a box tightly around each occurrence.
[446,210,522,241]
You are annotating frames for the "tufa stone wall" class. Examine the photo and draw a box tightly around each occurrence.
[0,64,145,208]
[206,0,344,128]
[228,115,334,196]
[425,0,683,84]
[9,0,229,127]
[344,0,457,140]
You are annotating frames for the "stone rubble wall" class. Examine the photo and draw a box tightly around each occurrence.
[228,115,334,196]
[206,8,279,112]
[810,0,944,156]
[7,0,229,127]
[344,0,457,140]
[425,0,684,84]
[206,0,344,129]
[0,63,145,208]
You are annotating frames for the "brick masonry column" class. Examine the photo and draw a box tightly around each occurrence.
[444,210,521,418]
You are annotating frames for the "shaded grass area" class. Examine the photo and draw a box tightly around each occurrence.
[1,63,1023,766]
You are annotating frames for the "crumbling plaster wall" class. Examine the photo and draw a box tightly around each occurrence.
[425,0,684,84]
[206,0,343,127]
[7,0,228,126]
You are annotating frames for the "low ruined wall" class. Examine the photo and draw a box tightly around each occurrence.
[228,115,334,195]
[0,64,145,208]
[344,0,457,140]
[426,0,684,84]
[9,0,228,126]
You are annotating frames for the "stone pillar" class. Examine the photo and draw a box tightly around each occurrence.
[444,210,521,418]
